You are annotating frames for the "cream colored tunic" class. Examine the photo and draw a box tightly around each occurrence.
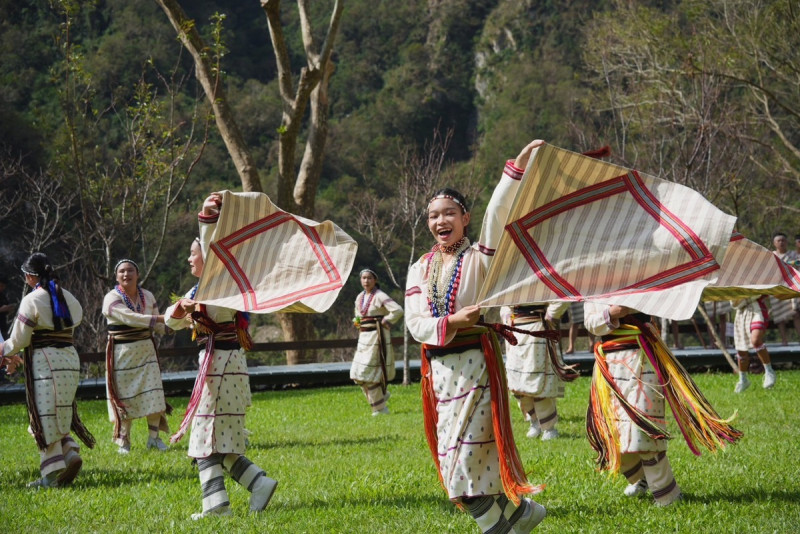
[501,302,569,398]
[584,302,667,454]
[405,161,522,499]
[3,287,83,447]
[103,288,167,422]
[350,289,403,384]
[166,291,251,458]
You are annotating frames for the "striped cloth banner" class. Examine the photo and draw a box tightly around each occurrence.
[194,191,357,313]
[702,232,800,302]
[477,144,737,320]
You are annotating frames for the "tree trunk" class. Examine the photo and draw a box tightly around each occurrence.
[159,0,343,365]
[155,0,263,193]
[277,313,316,365]
[262,0,343,363]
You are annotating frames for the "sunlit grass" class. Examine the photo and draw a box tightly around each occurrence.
[1,369,799,532]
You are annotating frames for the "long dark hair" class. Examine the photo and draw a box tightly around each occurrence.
[22,252,73,331]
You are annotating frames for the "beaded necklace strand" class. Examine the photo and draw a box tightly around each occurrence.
[357,288,377,317]
[427,238,470,317]
[115,285,145,313]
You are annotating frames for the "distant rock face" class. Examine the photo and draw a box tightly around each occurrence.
[473,3,524,101]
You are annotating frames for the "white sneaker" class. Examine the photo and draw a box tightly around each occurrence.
[734,375,751,393]
[623,479,648,497]
[513,498,546,533]
[763,369,776,389]
[526,421,542,439]
[249,475,278,512]
[191,506,232,520]
[541,429,559,441]
[372,406,390,416]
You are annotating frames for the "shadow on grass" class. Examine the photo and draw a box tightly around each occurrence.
[247,434,404,451]
[680,489,800,505]
[12,465,197,490]
[538,489,800,520]
[276,491,462,514]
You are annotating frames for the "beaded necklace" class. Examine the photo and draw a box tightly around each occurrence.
[357,288,377,317]
[427,238,470,317]
[115,284,145,313]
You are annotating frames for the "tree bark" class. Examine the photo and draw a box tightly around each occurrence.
[155,0,263,193]
[262,0,343,364]
[158,0,342,365]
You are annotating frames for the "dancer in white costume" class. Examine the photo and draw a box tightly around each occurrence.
[103,259,171,453]
[166,193,277,519]
[405,140,548,533]
[350,268,403,415]
[731,296,776,392]
[2,252,94,488]
[501,302,572,441]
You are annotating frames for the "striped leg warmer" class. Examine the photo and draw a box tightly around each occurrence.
[223,454,266,491]
[198,454,230,513]
[641,451,681,505]
[463,495,513,533]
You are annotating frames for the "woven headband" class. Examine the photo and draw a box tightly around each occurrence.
[114,258,139,273]
[428,194,467,212]
[360,268,378,279]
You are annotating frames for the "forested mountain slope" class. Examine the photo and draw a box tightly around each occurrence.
[1,0,796,352]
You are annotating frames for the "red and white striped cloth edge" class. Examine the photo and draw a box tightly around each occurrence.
[591,233,800,319]
[194,191,357,313]
[701,232,800,301]
[476,144,738,320]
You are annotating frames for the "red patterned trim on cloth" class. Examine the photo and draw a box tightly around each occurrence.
[773,254,800,289]
[405,286,422,297]
[506,223,581,298]
[437,317,448,346]
[17,313,36,328]
[505,170,721,299]
[209,211,344,311]
[476,243,495,256]
[198,213,219,224]
[503,161,524,181]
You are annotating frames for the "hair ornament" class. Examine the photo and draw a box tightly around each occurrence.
[114,258,139,274]
[428,194,467,213]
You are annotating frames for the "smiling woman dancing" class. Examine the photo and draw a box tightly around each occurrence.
[103,259,171,454]
[405,140,548,533]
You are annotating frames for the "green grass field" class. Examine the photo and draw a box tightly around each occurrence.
[1,369,799,533]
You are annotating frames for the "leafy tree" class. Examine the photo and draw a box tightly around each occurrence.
[156,0,344,364]
[683,0,800,231]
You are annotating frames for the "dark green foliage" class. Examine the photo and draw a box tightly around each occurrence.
[1,0,794,351]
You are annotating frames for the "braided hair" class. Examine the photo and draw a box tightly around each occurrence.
[22,252,73,331]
